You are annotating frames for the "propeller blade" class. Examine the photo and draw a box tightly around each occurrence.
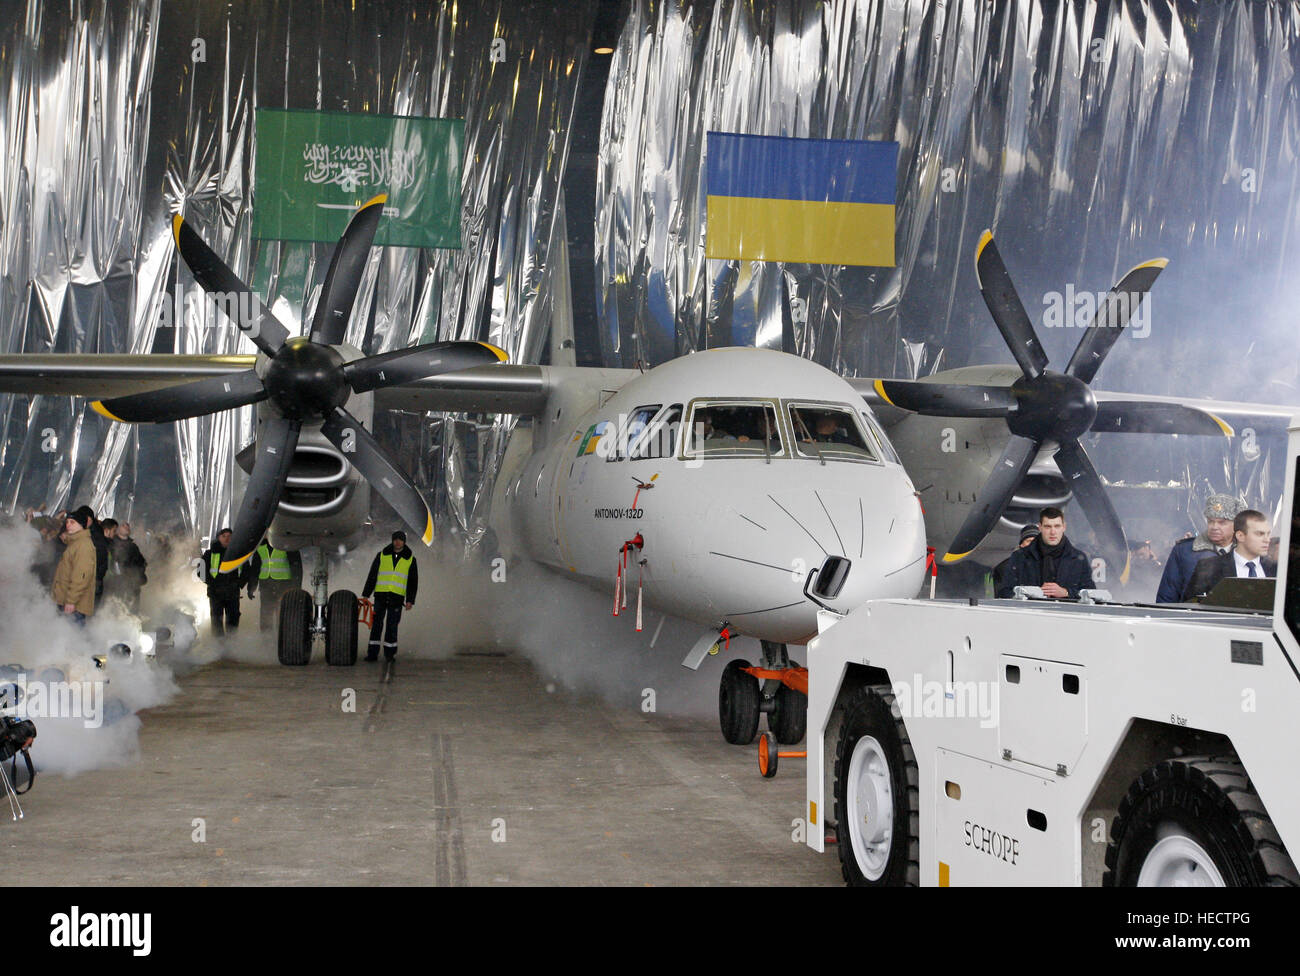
[320,406,434,546]
[172,215,290,356]
[90,369,267,424]
[344,341,508,394]
[1091,400,1233,437]
[943,434,1040,562]
[1064,258,1167,384]
[873,379,1017,418]
[1053,438,1129,585]
[309,194,387,347]
[219,416,302,572]
[974,230,1050,380]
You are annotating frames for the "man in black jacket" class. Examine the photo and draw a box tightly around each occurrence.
[361,531,418,662]
[994,507,1096,599]
[202,527,249,636]
[71,505,109,601]
[105,520,148,613]
[1182,509,1276,600]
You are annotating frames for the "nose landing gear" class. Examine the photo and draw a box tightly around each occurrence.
[717,639,808,747]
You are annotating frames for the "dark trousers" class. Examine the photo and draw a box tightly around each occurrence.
[257,579,293,630]
[209,591,241,636]
[367,593,404,659]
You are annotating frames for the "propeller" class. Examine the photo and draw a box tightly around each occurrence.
[93,197,507,571]
[878,231,1227,580]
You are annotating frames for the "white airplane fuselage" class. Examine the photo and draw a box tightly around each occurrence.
[496,348,928,644]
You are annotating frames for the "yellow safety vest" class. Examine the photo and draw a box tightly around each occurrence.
[375,552,413,597]
[257,543,291,580]
[209,552,223,576]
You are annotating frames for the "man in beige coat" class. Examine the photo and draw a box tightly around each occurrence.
[52,509,96,622]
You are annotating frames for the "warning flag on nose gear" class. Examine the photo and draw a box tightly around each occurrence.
[705,132,897,267]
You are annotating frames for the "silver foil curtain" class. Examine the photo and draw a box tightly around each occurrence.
[596,0,1300,404]
[4,0,1300,542]
[0,0,593,542]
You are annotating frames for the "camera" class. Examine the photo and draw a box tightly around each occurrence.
[0,715,35,763]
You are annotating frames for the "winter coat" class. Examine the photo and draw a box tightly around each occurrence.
[994,535,1096,599]
[52,530,97,614]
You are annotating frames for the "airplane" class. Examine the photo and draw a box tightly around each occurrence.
[0,201,1287,749]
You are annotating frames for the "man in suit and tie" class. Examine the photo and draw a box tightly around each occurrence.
[1182,509,1276,601]
[1156,493,1243,602]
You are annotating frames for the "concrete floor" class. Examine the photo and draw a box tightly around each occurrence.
[3,650,843,886]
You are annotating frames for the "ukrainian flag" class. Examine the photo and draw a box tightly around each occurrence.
[705,132,898,267]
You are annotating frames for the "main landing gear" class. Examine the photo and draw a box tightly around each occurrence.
[718,639,808,747]
[276,552,359,666]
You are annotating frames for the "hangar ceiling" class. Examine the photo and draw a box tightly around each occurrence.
[1,0,1297,546]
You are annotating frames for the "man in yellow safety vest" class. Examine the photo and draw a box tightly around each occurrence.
[361,530,419,661]
[201,527,250,637]
[247,536,303,631]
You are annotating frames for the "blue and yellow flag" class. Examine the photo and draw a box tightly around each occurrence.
[705,133,897,267]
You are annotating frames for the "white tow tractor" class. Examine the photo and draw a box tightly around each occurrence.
[801,423,1300,887]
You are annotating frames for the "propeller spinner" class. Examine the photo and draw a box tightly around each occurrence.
[92,195,506,571]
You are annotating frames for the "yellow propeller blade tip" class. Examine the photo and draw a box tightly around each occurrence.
[1133,257,1169,271]
[359,193,388,211]
[942,551,969,564]
[171,213,184,245]
[1210,413,1234,437]
[219,552,253,573]
[872,379,896,406]
[421,512,434,546]
[479,342,508,362]
[1120,554,1131,586]
[91,400,125,422]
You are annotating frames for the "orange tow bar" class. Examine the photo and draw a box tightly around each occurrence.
[741,664,808,696]
[758,731,806,778]
[358,597,374,628]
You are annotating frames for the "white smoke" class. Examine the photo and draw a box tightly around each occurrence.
[0,519,198,775]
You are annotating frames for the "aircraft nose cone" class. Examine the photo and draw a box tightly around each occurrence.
[695,481,926,642]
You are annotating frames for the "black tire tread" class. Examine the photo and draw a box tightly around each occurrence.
[1104,754,1300,887]
[719,660,761,745]
[325,589,359,666]
[769,681,807,744]
[278,589,312,666]
[832,685,920,886]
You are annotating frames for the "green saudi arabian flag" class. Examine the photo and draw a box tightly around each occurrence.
[253,108,463,248]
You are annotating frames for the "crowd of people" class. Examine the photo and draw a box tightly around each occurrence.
[989,493,1278,604]
[23,505,148,622]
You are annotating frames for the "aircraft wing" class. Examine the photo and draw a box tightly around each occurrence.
[0,353,551,416]
[373,364,549,414]
[1090,390,1298,430]
[0,354,257,397]
[849,374,1298,433]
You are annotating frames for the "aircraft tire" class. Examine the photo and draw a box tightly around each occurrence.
[834,685,919,886]
[325,590,359,666]
[278,588,312,666]
[768,666,807,744]
[1104,756,1299,887]
[719,659,760,745]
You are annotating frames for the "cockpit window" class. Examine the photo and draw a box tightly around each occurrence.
[787,404,877,461]
[607,404,662,461]
[860,409,900,464]
[631,404,681,459]
[685,402,783,457]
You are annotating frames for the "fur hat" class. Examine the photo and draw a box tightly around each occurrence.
[1203,494,1244,521]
